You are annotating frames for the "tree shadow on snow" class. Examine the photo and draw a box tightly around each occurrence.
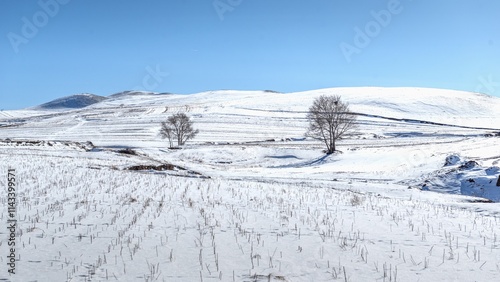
[268,154,336,168]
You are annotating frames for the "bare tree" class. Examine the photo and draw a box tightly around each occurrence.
[306,95,357,154]
[159,122,174,148]
[160,112,199,147]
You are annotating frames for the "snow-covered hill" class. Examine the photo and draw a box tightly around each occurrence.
[108,90,171,99]
[35,93,108,109]
[1,87,499,195]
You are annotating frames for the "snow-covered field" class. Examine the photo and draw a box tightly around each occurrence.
[1,87,500,281]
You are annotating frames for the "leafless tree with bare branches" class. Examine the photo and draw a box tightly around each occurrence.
[160,112,199,148]
[306,95,357,154]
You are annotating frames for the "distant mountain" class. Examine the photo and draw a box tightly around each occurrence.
[37,93,108,109]
[109,90,171,99]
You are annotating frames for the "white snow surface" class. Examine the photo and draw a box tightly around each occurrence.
[1,87,500,281]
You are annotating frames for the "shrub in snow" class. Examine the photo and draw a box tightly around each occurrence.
[444,155,460,166]
[460,176,500,202]
[459,160,479,170]
[421,181,430,191]
[117,148,137,155]
[485,166,500,176]
[127,164,175,171]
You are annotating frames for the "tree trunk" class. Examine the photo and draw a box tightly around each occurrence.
[326,144,335,154]
[326,142,335,154]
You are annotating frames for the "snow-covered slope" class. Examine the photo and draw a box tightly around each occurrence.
[1,87,500,281]
[1,87,499,200]
[91,87,500,128]
[108,90,171,99]
[35,93,108,109]
[2,86,498,151]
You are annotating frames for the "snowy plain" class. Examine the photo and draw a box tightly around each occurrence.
[0,87,500,281]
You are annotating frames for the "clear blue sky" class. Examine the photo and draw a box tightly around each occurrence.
[1,0,499,109]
